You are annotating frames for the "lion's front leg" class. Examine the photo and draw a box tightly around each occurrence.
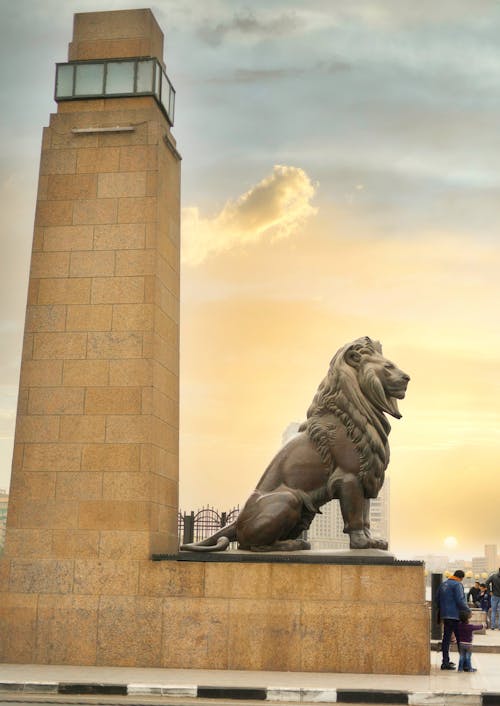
[338,473,388,550]
[362,497,388,550]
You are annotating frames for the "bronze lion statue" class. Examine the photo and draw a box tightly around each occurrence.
[181,336,409,552]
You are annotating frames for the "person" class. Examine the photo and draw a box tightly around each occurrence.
[456,610,484,672]
[486,568,500,630]
[436,570,471,670]
[467,581,481,607]
[479,583,491,628]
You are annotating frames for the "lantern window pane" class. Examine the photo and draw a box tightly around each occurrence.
[105,61,135,94]
[75,63,104,95]
[56,64,74,98]
[161,72,170,116]
[137,60,154,92]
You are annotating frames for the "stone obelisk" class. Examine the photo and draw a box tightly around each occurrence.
[0,9,180,662]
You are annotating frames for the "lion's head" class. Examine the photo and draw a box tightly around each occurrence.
[336,337,410,420]
[302,337,410,493]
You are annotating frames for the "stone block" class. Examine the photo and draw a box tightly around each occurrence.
[270,563,342,601]
[33,227,45,250]
[110,359,152,386]
[10,471,56,501]
[105,415,151,443]
[16,320,31,349]
[340,564,424,603]
[30,252,70,278]
[74,559,139,594]
[161,597,228,669]
[204,562,273,599]
[55,472,102,500]
[138,561,204,598]
[92,276,145,304]
[78,500,150,530]
[20,360,63,388]
[40,149,76,175]
[85,387,142,415]
[16,389,28,415]
[35,200,73,227]
[146,172,158,196]
[115,250,155,277]
[154,309,177,345]
[29,388,84,415]
[118,196,157,223]
[87,331,143,358]
[94,223,145,250]
[98,172,147,198]
[15,416,60,443]
[66,304,112,331]
[119,145,157,171]
[102,472,149,501]
[59,415,106,442]
[0,593,37,663]
[63,359,109,386]
[111,303,154,331]
[26,305,67,333]
[18,498,79,531]
[97,595,162,667]
[43,225,94,251]
[38,277,91,304]
[0,557,9,591]
[153,360,177,398]
[52,530,100,558]
[81,443,141,472]
[23,443,81,472]
[35,594,99,665]
[33,331,87,359]
[99,531,150,559]
[77,147,120,174]
[9,559,74,593]
[69,251,115,277]
[73,198,118,225]
[2,529,53,558]
[46,173,97,200]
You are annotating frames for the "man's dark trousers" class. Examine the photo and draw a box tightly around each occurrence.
[442,618,460,665]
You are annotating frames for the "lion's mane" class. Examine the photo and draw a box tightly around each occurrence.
[299,337,392,500]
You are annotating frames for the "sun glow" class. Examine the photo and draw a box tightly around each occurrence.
[444,536,458,550]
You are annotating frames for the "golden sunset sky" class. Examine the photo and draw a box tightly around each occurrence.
[1,1,499,558]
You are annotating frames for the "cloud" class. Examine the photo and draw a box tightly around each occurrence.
[182,165,318,266]
[198,10,299,46]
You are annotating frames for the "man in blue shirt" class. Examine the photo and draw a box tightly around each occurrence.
[436,569,471,670]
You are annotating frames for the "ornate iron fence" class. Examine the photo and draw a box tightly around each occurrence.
[178,505,240,546]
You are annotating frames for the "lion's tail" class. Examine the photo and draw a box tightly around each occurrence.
[180,520,237,552]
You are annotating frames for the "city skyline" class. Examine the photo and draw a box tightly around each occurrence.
[1,1,500,559]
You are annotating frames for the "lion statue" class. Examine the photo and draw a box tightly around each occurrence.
[180,336,410,552]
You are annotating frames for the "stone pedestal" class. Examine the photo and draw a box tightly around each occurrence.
[0,555,430,674]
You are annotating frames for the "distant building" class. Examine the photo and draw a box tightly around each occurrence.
[472,556,489,576]
[485,544,498,573]
[281,422,301,446]
[0,489,8,550]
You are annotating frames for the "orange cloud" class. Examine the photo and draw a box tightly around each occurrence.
[182,165,317,265]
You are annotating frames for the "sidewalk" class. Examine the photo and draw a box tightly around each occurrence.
[1,647,500,706]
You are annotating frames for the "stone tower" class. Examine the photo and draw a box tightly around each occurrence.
[0,9,180,663]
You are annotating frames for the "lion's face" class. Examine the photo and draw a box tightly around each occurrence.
[344,341,410,419]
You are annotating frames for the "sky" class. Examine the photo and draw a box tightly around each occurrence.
[1,0,500,560]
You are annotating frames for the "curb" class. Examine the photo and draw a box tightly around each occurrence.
[1,682,500,705]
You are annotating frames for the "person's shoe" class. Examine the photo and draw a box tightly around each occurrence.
[441,663,456,670]
[464,668,477,672]
[458,667,463,672]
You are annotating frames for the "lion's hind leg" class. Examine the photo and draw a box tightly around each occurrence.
[237,487,310,551]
